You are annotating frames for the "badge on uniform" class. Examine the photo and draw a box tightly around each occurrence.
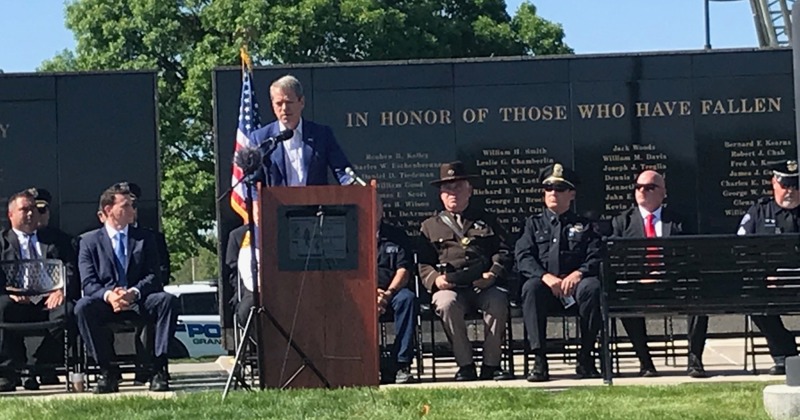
[568,223,584,240]
[460,237,472,247]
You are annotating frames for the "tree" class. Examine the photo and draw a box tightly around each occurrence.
[41,0,572,272]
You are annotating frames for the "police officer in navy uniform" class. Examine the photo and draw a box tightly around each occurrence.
[737,159,800,375]
[375,198,417,384]
[515,163,603,382]
[417,161,514,381]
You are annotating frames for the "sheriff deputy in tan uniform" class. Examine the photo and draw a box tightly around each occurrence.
[417,161,513,382]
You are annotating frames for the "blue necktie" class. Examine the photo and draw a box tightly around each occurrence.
[115,233,127,287]
[26,234,39,259]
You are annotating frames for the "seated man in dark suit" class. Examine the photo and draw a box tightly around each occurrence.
[612,170,708,378]
[0,188,78,392]
[252,74,354,186]
[74,183,179,393]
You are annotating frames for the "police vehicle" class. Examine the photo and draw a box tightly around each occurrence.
[165,282,225,358]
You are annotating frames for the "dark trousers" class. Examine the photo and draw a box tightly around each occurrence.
[0,295,72,370]
[621,315,708,368]
[236,291,255,327]
[522,276,602,363]
[751,315,798,363]
[384,288,416,365]
[75,292,178,369]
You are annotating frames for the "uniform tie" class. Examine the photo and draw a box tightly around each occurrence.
[454,213,464,229]
[548,217,562,276]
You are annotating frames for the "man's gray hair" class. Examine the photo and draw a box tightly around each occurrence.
[270,75,304,99]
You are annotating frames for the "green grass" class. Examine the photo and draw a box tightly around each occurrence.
[0,383,773,420]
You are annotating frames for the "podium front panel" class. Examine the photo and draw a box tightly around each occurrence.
[259,185,379,388]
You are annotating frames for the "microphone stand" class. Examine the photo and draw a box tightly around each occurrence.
[222,177,265,398]
[222,138,331,399]
[222,140,280,398]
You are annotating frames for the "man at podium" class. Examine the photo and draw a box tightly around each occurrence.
[252,75,354,186]
[417,162,514,381]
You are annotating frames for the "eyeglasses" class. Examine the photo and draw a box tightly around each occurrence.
[543,184,571,193]
[635,183,660,192]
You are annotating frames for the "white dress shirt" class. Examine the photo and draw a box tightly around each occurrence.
[12,229,44,301]
[104,224,130,259]
[280,119,306,186]
[103,223,140,303]
[637,206,663,237]
[12,228,41,259]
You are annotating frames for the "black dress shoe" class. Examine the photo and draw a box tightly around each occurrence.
[639,364,659,378]
[576,364,602,379]
[39,374,61,386]
[687,366,708,378]
[149,371,170,392]
[454,364,478,382]
[94,371,120,394]
[133,372,151,386]
[0,377,16,392]
[769,364,786,375]
[22,377,40,391]
[527,356,550,382]
[479,365,513,381]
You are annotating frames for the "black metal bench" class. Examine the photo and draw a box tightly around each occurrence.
[601,233,800,384]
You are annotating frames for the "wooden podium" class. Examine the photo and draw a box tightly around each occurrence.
[257,184,378,388]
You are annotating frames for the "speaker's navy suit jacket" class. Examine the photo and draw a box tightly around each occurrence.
[78,226,161,300]
[252,119,353,186]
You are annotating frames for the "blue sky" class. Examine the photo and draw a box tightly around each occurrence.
[0,0,758,73]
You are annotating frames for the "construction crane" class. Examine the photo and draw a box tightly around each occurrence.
[749,0,794,47]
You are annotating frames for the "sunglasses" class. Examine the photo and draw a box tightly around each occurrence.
[635,183,660,192]
[36,206,49,214]
[543,184,571,193]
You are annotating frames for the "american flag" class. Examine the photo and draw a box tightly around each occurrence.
[230,49,262,221]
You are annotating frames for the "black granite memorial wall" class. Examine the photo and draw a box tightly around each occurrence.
[213,49,796,346]
[0,71,161,236]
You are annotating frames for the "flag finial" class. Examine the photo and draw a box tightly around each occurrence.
[240,46,253,72]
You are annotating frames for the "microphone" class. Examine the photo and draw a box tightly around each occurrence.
[345,167,367,186]
[233,129,295,178]
[234,146,263,177]
[257,129,294,151]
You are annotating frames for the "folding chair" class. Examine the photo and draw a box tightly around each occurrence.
[0,259,75,391]
[230,273,259,388]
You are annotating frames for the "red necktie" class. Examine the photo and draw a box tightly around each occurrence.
[644,213,656,238]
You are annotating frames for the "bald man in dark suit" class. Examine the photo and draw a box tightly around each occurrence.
[612,170,708,378]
